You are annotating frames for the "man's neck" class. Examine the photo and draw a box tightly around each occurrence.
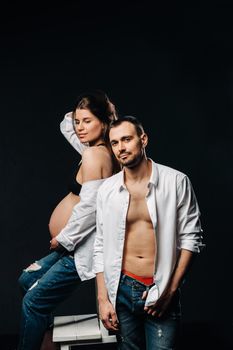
[124,157,151,184]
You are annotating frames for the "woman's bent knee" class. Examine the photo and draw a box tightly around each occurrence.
[18,271,30,293]
[18,262,42,293]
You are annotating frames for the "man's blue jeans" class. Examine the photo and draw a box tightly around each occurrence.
[116,274,181,350]
[17,250,81,350]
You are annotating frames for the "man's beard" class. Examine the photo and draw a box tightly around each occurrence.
[119,150,144,169]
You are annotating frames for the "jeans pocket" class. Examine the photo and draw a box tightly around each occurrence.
[60,255,76,270]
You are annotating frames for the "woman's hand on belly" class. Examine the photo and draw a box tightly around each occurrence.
[50,237,60,250]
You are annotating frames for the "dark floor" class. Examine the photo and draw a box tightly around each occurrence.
[2,322,232,350]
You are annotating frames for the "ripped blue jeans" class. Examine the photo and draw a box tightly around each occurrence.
[116,274,181,350]
[17,250,81,350]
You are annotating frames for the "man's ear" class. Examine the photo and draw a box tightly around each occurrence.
[140,133,148,148]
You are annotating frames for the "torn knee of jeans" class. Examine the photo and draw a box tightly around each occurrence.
[28,280,39,290]
[24,262,41,272]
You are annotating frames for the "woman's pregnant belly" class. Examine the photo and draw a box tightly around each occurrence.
[48,192,80,238]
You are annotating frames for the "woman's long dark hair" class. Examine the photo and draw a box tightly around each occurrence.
[73,89,117,124]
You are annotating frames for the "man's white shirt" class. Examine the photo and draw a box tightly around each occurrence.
[93,159,204,307]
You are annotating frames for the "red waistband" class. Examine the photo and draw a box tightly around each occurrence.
[122,269,154,286]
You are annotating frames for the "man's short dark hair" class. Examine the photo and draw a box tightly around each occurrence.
[109,115,144,137]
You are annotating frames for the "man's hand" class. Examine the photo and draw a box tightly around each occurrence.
[142,289,175,318]
[143,249,195,317]
[99,299,119,331]
[50,238,60,250]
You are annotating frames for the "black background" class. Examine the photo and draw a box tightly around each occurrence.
[0,0,232,348]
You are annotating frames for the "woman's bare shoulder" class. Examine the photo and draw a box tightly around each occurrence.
[81,146,112,181]
[82,146,111,163]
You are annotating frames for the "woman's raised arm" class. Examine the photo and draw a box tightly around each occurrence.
[60,112,87,155]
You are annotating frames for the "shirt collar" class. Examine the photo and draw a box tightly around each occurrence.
[148,158,159,188]
[118,158,158,192]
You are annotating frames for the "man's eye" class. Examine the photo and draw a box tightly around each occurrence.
[85,120,91,123]
[74,120,79,125]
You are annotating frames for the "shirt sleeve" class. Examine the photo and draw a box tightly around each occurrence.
[56,179,105,251]
[177,175,205,253]
[93,189,104,273]
[60,112,88,155]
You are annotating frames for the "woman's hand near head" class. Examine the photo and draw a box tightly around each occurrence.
[60,112,87,155]
[80,147,113,183]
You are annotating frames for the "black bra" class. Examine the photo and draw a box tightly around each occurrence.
[68,161,82,196]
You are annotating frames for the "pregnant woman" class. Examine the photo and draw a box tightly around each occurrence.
[17,90,119,350]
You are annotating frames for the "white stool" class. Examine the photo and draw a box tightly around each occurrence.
[53,314,117,350]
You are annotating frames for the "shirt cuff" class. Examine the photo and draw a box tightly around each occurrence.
[56,231,75,251]
[93,264,104,274]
